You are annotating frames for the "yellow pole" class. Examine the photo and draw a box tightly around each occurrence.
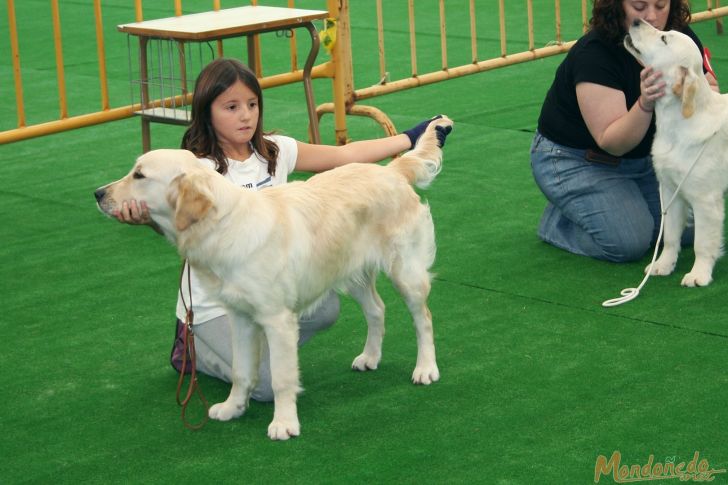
[7,0,25,128]
[527,0,534,51]
[0,106,137,145]
[376,0,385,81]
[94,0,110,110]
[408,0,417,76]
[327,0,351,145]
[50,0,68,119]
[692,5,728,21]
[377,0,387,82]
[355,41,576,100]
[469,0,478,63]
[555,0,562,44]
[439,0,447,70]
[498,0,506,56]
[711,0,725,33]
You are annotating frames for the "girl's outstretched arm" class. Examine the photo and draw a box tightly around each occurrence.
[295,116,451,173]
[294,133,411,173]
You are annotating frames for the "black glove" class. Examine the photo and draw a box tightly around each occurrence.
[402,115,451,148]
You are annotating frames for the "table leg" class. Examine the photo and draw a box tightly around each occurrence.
[139,37,151,152]
[302,22,321,144]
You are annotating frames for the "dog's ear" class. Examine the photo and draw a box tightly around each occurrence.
[672,66,697,118]
[168,173,214,231]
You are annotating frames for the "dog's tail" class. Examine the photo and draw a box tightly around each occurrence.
[389,116,453,189]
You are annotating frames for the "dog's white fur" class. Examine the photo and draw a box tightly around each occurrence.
[95,117,452,439]
[624,20,728,286]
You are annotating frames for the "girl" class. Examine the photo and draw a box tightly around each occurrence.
[530,0,719,262]
[116,57,451,400]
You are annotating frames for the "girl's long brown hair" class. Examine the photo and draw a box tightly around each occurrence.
[590,0,691,44]
[181,58,279,175]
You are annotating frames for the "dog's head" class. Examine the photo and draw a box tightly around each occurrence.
[94,149,217,242]
[623,20,704,118]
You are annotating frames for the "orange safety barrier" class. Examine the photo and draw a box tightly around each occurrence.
[1,0,726,146]
[0,0,334,145]
[319,0,727,143]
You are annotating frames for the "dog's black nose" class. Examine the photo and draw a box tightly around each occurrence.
[94,188,106,203]
[632,19,641,27]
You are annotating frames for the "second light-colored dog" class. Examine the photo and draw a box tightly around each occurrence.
[625,20,728,286]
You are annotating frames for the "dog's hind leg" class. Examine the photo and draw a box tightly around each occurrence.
[208,314,261,421]
[259,310,301,440]
[390,249,439,385]
[682,197,724,287]
[348,272,386,372]
[391,269,439,384]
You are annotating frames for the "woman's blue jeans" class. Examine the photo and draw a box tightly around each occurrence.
[530,132,661,262]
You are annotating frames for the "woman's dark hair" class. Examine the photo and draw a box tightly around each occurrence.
[181,58,279,175]
[590,0,691,44]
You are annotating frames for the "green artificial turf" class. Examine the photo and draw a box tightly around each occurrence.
[1,1,727,484]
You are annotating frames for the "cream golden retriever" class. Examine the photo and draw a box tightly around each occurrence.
[624,20,728,287]
[95,117,452,440]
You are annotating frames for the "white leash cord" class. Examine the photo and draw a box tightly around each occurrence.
[601,189,667,307]
[601,139,712,308]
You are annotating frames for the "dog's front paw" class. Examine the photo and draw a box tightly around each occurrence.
[268,418,300,441]
[352,352,380,371]
[412,364,440,385]
[681,271,713,287]
[208,401,246,421]
[646,257,676,276]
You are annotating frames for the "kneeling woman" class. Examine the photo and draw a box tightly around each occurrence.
[530,0,718,262]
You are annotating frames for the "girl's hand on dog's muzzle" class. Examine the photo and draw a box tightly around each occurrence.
[114,199,151,224]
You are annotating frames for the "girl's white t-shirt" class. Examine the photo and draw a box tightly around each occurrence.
[175,134,298,324]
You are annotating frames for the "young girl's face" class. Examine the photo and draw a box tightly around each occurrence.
[622,0,670,31]
[210,79,260,158]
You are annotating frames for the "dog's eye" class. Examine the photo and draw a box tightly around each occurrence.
[133,171,145,180]
[661,35,667,44]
